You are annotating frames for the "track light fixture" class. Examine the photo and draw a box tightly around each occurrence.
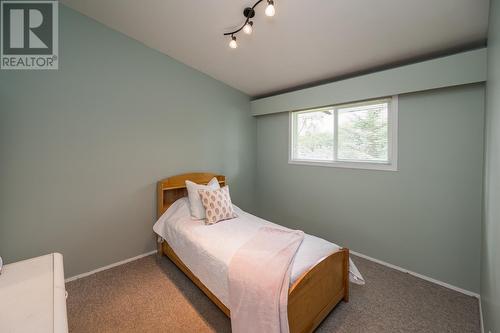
[224,0,276,49]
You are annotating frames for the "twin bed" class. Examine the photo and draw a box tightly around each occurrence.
[153,173,363,333]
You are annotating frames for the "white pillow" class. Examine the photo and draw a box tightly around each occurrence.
[185,177,220,219]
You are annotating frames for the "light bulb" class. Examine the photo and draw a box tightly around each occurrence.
[229,36,238,49]
[243,21,253,34]
[265,0,275,17]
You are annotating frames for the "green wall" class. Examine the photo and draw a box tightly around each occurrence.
[256,84,484,293]
[482,0,500,330]
[0,6,256,277]
[0,3,491,302]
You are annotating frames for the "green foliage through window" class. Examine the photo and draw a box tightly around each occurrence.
[291,99,393,166]
[337,104,388,161]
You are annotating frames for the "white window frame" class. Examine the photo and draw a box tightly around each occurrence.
[289,96,398,171]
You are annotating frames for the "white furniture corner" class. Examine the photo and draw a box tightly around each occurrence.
[0,253,69,333]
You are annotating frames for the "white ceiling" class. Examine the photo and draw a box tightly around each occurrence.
[61,0,490,97]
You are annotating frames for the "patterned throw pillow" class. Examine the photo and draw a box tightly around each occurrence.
[198,186,237,225]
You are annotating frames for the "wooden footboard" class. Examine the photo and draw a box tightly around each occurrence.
[287,248,349,333]
[160,241,349,333]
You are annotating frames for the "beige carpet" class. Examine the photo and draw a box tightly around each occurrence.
[66,254,480,333]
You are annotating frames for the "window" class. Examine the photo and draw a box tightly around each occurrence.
[289,96,398,171]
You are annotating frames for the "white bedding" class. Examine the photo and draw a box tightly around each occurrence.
[153,198,364,308]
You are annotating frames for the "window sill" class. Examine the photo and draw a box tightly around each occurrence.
[288,159,398,171]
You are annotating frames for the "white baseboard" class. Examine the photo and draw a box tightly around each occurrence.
[479,296,485,333]
[65,250,156,282]
[350,250,480,298]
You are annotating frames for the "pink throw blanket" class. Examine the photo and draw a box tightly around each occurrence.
[228,227,305,333]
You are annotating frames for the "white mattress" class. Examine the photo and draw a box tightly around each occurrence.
[153,198,364,307]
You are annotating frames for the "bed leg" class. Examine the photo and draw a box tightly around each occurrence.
[156,236,164,257]
[343,248,350,302]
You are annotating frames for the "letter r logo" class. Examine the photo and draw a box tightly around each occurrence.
[2,2,53,55]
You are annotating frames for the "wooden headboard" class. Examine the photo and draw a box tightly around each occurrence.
[157,173,226,218]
